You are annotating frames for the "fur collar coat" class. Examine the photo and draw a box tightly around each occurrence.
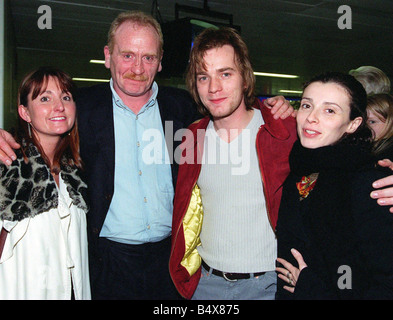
[0,142,88,222]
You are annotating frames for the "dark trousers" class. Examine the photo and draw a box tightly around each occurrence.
[90,236,181,300]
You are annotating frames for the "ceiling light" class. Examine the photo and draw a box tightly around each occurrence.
[190,19,219,29]
[73,77,109,82]
[254,72,299,79]
[279,89,302,94]
[90,59,105,64]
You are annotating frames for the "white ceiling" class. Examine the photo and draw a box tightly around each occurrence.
[8,0,393,95]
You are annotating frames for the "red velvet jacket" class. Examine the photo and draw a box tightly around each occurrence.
[169,99,297,299]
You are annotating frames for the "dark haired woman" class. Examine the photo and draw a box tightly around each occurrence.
[276,72,393,299]
[0,67,90,299]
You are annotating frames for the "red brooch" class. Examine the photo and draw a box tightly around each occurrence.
[296,173,318,200]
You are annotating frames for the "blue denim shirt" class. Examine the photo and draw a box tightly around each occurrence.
[100,80,174,244]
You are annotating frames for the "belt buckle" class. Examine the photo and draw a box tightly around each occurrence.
[222,272,237,282]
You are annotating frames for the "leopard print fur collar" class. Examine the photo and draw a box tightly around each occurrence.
[0,143,88,222]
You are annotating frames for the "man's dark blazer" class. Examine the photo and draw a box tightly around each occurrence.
[75,82,201,258]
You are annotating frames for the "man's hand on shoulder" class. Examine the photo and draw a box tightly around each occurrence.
[0,129,20,165]
[371,159,393,213]
[264,96,297,120]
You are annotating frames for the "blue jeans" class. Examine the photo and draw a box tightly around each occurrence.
[191,265,277,300]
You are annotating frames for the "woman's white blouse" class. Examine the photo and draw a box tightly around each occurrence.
[0,175,90,300]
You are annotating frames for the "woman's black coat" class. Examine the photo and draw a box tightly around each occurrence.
[276,141,393,300]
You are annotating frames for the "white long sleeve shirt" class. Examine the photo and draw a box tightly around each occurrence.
[0,175,91,300]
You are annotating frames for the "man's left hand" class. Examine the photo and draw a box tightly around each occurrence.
[264,96,297,120]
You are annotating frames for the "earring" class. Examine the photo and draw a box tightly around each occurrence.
[28,122,32,138]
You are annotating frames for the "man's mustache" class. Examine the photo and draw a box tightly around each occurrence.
[123,73,148,81]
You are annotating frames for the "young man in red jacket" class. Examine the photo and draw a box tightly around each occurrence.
[169,27,297,300]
